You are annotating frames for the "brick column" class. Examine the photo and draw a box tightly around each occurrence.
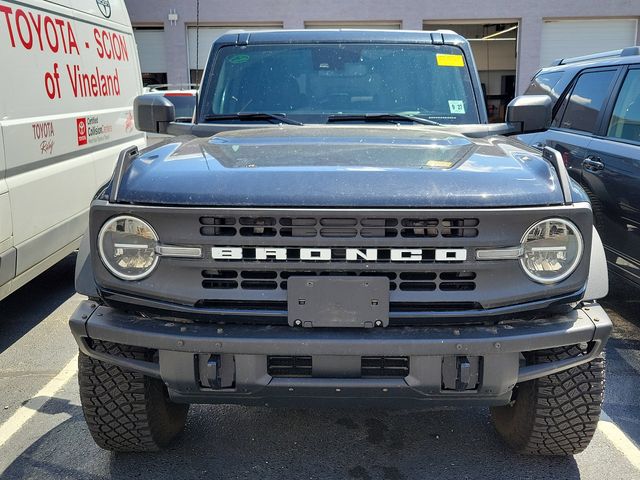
[516,16,543,94]
[164,19,190,85]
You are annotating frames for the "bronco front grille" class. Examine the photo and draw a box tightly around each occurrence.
[202,269,476,292]
[200,215,479,239]
[93,205,592,323]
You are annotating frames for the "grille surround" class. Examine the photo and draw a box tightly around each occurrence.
[91,204,594,322]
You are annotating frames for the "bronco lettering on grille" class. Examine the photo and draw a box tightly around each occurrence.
[211,247,467,262]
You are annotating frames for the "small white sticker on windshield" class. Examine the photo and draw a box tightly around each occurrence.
[448,100,465,114]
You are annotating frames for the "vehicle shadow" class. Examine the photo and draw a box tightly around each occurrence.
[0,254,77,354]
[601,275,640,448]
[601,275,640,326]
[2,401,582,480]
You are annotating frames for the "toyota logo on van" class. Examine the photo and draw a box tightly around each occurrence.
[96,0,111,18]
[76,118,87,145]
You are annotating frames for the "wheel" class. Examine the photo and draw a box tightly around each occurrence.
[581,183,606,230]
[78,341,189,452]
[490,345,605,455]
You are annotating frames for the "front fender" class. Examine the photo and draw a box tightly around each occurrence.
[75,230,99,298]
[584,227,608,300]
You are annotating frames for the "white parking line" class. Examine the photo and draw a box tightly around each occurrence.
[599,411,640,470]
[0,355,77,449]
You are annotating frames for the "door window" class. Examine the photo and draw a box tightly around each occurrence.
[556,70,616,133]
[607,69,640,143]
[525,71,563,96]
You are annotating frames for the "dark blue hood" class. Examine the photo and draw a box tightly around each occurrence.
[116,126,568,208]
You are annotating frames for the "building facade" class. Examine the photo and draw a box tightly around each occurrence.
[124,0,640,119]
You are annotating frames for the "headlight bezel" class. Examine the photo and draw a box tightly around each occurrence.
[97,215,160,281]
[519,217,584,285]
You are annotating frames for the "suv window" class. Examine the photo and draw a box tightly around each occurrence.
[201,43,480,124]
[556,70,616,133]
[607,69,640,143]
[525,71,563,95]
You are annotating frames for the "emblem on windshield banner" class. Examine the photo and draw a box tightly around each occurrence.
[96,0,111,18]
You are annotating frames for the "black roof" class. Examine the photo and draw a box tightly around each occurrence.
[538,46,640,75]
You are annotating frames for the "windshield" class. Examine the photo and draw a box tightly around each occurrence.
[201,43,480,124]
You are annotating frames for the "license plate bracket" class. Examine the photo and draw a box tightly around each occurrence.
[287,276,389,328]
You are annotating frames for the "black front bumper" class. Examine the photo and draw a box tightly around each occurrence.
[69,300,612,407]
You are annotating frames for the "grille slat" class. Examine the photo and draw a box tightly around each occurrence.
[267,356,312,377]
[202,269,475,292]
[361,356,410,378]
[266,356,409,378]
[200,215,479,239]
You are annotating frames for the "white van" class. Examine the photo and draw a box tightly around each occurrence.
[0,0,145,301]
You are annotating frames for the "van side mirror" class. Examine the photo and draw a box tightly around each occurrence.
[506,95,553,134]
[133,95,176,134]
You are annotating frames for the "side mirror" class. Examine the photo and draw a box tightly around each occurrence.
[506,95,553,134]
[133,95,176,134]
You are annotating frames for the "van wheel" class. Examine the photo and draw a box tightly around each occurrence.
[78,342,189,452]
[490,345,605,455]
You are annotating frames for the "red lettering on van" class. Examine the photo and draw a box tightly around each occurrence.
[0,5,16,47]
[28,11,43,50]
[0,6,79,55]
[44,15,57,52]
[94,28,128,61]
[15,9,32,49]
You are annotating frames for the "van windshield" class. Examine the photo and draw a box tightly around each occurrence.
[201,43,479,124]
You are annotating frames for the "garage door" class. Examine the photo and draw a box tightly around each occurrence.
[187,25,282,71]
[540,19,638,67]
[133,28,167,74]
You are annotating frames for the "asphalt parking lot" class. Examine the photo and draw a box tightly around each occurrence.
[0,254,639,480]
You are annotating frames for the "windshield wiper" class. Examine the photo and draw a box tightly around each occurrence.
[203,112,304,126]
[327,113,440,126]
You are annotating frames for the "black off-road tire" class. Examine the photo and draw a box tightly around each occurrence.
[78,341,189,452]
[491,345,605,455]
[581,184,606,230]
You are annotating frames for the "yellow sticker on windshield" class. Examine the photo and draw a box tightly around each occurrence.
[426,160,453,168]
[436,54,465,67]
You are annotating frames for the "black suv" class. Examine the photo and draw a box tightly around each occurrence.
[520,47,640,288]
[70,30,612,455]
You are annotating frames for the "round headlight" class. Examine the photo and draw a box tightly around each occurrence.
[98,215,159,280]
[520,218,583,284]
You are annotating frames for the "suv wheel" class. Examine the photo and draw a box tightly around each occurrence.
[581,184,606,230]
[78,342,189,452]
[490,345,605,455]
